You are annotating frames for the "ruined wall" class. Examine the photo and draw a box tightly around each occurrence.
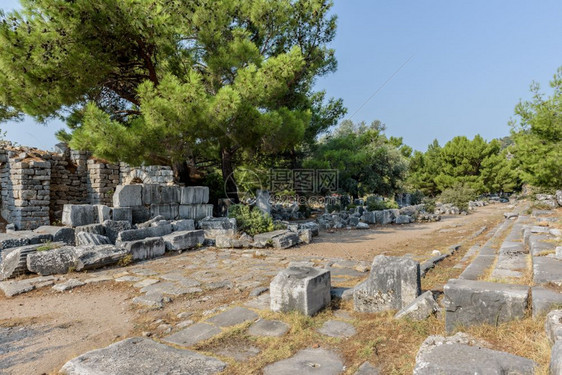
[0,145,175,229]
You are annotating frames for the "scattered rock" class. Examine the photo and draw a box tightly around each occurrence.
[395,291,439,321]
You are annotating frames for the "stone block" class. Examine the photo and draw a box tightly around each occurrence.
[444,279,529,332]
[102,220,132,244]
[255,189,271,214]
[150,204,178,220]
[73,245,128,271]
[34,226,75,245]
[76,232,112,246]
[299,222,319,236]
[297,229,313,244]
[545,310,562,344]
[27,247,78,275]
[62,204,96,227]
[94,204,111,223]
[131,206,151,224]
[552,341,562,375]
[180,186,209,204]
[119,237,165,261]
[159,185,180,204]
[112,207,132,223]
[163,323,222,347]
[375,210,393,225]
[254,230,300,249]
[531,286,562,317]
[198,217,236,230]
[533,257,562,285]
[206,306,258,327]
[59,337,226,375]
[142,184,160,205]
[179,204,213,220]
[0,242,62,279]
[361,211,376,224]
[248,319,290,337]
[395,215,412,224]
[162,230,204,251]
[270,266,331,316]
[116,225,172,242]
[113,184,142,207]
[413,333,536,375]
[263,348,343,375]
[171,219,195,232]
[395,291,439,321]
[353,255,421,313]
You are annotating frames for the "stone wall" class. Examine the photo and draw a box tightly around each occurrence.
[0,145,176,229]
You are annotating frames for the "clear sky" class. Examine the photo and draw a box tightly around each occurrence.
[2,0,562,151]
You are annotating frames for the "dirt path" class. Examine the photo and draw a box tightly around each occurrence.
[276,203,508,261]
[0,203,509,374]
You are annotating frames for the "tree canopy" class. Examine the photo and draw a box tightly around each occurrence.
[0,0,344,193]
[510,69,562,189]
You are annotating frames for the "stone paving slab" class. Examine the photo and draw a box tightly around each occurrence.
[206,306,258,328]
[248,319,290,337]
[59,337,226,375]
[531,286,562,317]
[140,281,201,296]
[533,257,562,284]
[458,255,495,280]
[318,320,356,338]
[263,348,344,375]
[164,323,222,347]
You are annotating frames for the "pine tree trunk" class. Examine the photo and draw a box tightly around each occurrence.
[221,148,239,203]
[173,161,191,186]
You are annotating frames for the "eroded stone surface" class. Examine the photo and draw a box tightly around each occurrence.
[163,323,222,347]
[206,306,258,328]
[60,337,226,375]
[263,348,344,375]
[248,319,290,337]
[318,320,356,338]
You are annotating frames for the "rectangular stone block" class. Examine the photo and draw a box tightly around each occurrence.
[119,237,165,261]
[171,219,195,232]
[270,267,331,316]
[159,185,180,204]
[34,226,75,245]
[131,206,151,224]
[62,204,96,227]
[180,186,209,204]
[94,204,111,223]
[116,225,172,243]
[142,184,160,205]
[112,207,133,223]
[178,204,213,220]
[353,255,421,313]
[162,230,204,251]
[113,184,142,207]
[444,279,529,332]
[150,204,179,220]
[254,230,300,249]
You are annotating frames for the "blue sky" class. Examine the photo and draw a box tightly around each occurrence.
[2,0,562,151]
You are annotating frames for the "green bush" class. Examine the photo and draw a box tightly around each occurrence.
[228,204,274,235]
[422,197,436,213]
[410,190,424,205]
[438,183,478,212]
[366,196,399,211]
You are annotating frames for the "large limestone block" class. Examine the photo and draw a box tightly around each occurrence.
[159,185,181,204]
[179,204,213,220]
[162,230,204,251]
[119,237,165,261]
[116,225,172,243]
[270,266,331,316]
[180,186,210,204]
[103,220,132,244]
[551,341,562,375]
[142,184,161,205]
[76,232,112,246]
[27,247,78,275]
[94,204,111,223]
[375,210,393,225]
[254,230,300,249]
[1,242,63,279]
[73,245,128,271]
[413,333,536,375]
[353,255,421,313]
[113,184,142,207]
[59,337,227,375]
[444,279,528,332]
[150,204,179,220]
[112,207,133,223]
[62,204,96,227]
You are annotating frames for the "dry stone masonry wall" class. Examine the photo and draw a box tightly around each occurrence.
[0,145,175,229]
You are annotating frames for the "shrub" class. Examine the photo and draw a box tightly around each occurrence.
[438,183,478,212]
[366,195,399,211]
[410,190,424,205]
[422,197,436,213]
[298,204,311,218]
[228,204,274,235]
[326,203,341,212]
